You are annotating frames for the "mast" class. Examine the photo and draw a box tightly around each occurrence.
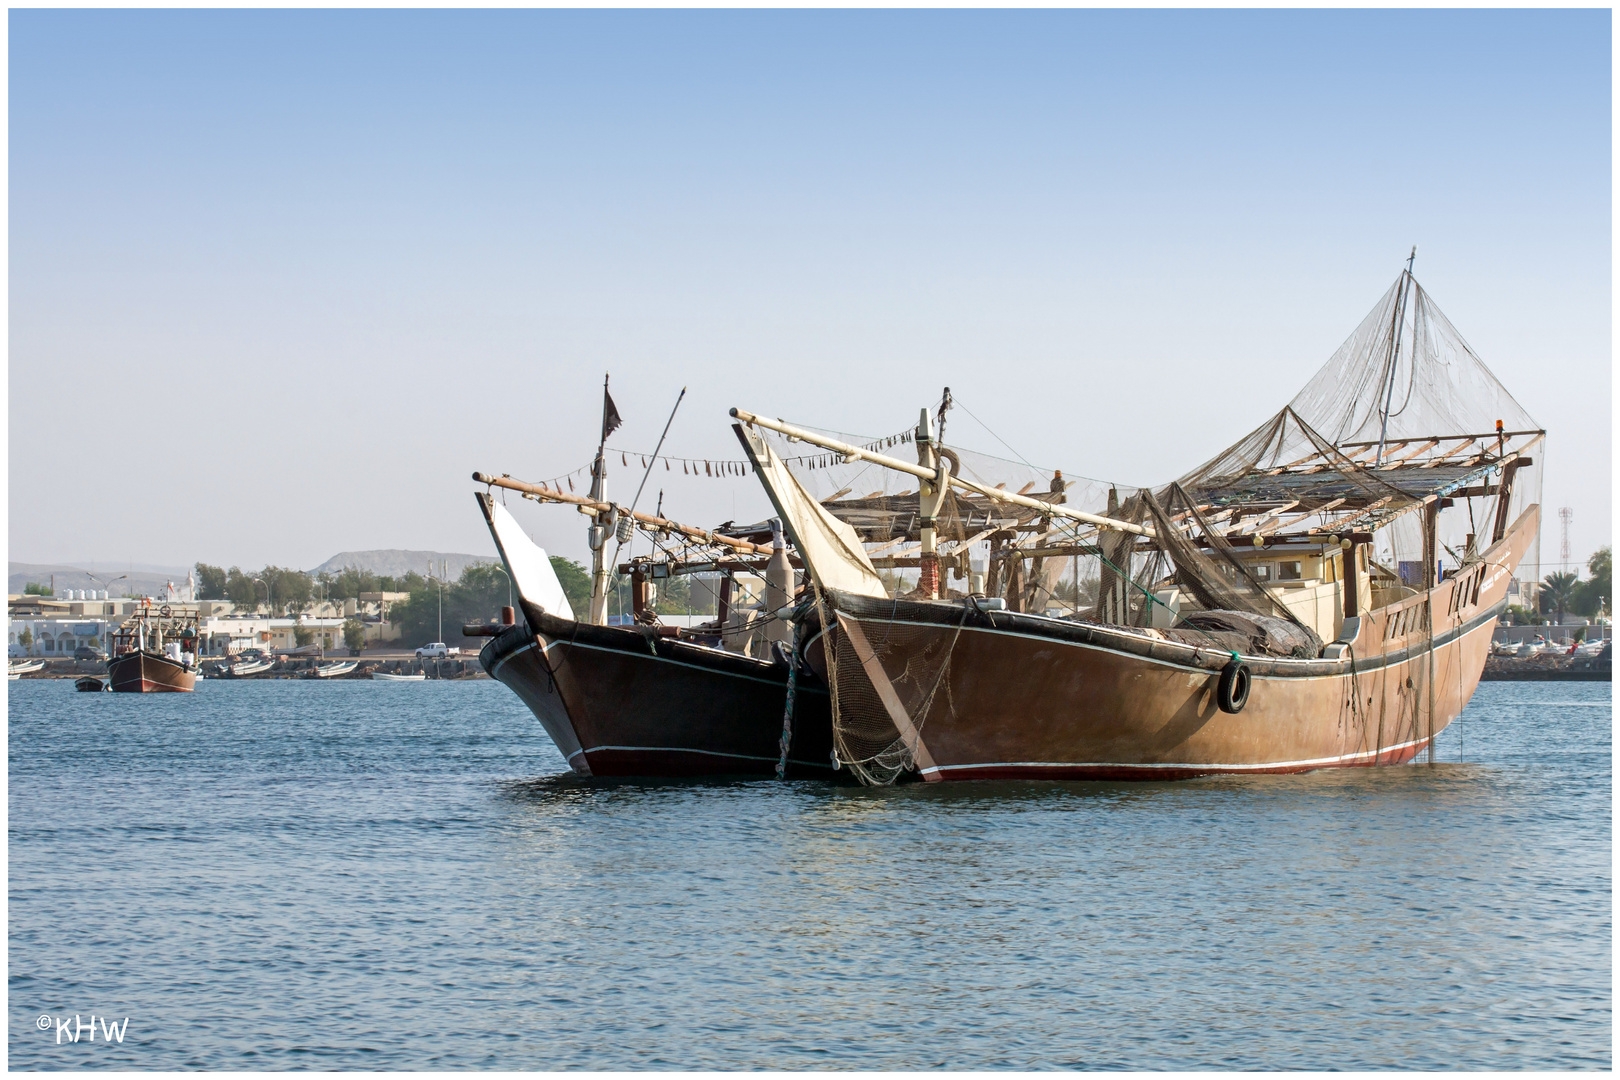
[915,408,947,599]
[1375,247,1418,465]
[587,374,620,625]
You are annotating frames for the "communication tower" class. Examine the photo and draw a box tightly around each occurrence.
[1558,506,1574,573]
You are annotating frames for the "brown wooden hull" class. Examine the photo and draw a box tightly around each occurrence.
[106,651,197,693]
[480,615,837,779]
[805,507,1538,782]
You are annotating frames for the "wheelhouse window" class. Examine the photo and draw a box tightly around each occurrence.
[1252,563,1273,582]
[1279,560,1303,581]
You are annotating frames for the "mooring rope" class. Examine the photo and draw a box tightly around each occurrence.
[775,618,801,780]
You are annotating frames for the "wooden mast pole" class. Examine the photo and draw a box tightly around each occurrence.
[915,407,947,599]
[588,374,612,625]
[1375,247,1418,466]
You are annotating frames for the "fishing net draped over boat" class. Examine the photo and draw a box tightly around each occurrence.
[1179,272,1543,598]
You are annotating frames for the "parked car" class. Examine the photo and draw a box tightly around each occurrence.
[74,645,108,662]
[415,642,461,659]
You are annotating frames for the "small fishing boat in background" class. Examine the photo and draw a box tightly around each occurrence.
[314,660,359,678]
[75,676,107,692]
[226,656,276,677]
[1516,636,1549,658]
[371,672,426,681]
[9,659,45,677]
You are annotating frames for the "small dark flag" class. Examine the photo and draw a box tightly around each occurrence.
[601,388,623,442]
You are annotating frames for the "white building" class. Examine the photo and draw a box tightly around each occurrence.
[8,618,118,658]
[195,615,397,654]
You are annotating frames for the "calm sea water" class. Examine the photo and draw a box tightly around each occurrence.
[9,677,1610,1069]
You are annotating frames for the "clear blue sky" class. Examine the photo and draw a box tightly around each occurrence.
[10,10,1610,574]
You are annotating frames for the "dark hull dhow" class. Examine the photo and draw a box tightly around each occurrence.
[481,615,837,779]
[107,650,197,693]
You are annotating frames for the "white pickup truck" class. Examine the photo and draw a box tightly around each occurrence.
[415,642,462,659]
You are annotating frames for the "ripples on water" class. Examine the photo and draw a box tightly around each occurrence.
[8,678,1610,1069]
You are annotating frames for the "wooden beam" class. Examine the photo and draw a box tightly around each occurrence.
[1309,495,1395,535]
[730,408,1157,537]
[837,613,939,772]
[1268,498,1345,535]
[1236,500,1301,535]
[1339,428,1544,449]
[473,472,772,555]
[1376,438,1441,469]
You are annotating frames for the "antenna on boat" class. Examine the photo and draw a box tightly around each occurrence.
[610,387,687,574]
[1375,246,1419,466]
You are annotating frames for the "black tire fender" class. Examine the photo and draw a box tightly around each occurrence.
[1217,660,1251,714]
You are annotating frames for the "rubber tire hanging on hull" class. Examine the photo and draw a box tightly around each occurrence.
[1217,661,1251,714]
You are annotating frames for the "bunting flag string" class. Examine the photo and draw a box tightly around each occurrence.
[504,428,917,498]
[595,426,914,479]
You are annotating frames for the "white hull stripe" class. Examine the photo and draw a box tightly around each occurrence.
[919,736,1432,776]
[569,745,828,768]
[487,639,537,680]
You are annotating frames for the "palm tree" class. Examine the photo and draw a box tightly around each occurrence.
[1541,571,1581,627]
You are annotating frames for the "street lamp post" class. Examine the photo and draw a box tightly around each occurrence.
[81,572,128,655]
[84,572,127,597]
[490,564,513,610]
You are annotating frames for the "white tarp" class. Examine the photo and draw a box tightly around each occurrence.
[478,494,575,621]
[735,425,888,598]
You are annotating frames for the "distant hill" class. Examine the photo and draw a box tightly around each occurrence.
[310,550,495,579]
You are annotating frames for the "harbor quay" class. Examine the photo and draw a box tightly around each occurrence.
[8,592,415,660]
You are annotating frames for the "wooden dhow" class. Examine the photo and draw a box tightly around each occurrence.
[469,377,835,778]
[734,264,1545,784]
[469,486,836,778]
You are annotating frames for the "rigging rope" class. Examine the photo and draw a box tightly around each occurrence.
[775,619,800,780]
